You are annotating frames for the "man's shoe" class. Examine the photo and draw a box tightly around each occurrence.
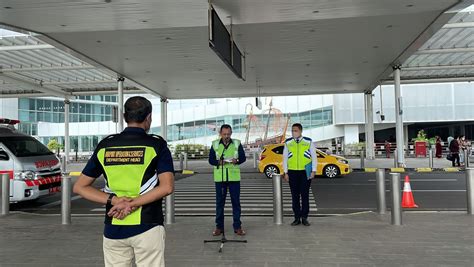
[291,219,301,226]
[234,228,246,236]
[212,228,223,236]
[302,218,311,226]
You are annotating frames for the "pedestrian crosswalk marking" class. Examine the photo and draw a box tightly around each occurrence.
[91,176,318,216]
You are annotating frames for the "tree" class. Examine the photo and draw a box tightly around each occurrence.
[47,139,63,156]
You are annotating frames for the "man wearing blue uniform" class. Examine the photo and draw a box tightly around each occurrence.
[73,96,174,266]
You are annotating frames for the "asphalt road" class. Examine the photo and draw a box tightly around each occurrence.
[311,171,467,214]
[10,169,468,216]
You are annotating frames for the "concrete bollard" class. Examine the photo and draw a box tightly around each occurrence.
[390,172,402,225]
[466,168,474,215]
[165,193,175,224]
[253,151,258,169]
[61,176,71,225]
[183,152,188,169]
[272,174,283,225]
[429,148,434,168]
[464,149,470,168]
[394,152,398,168]
[1,174,9,216]
[179,153,184,170]
[376,169,386,214]
[360,150,365,169]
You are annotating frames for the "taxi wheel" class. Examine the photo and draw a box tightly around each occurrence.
[264,165,280,179]
[323,165,340,178]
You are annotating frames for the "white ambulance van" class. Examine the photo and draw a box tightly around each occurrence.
[0,119,61,202]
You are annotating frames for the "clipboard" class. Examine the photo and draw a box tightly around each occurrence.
[305,163,314,180]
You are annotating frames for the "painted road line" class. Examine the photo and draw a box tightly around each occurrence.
[39,195,83,208]
[403,210,466,214]
[368,179,457,182]
[91,208,106,212]
[385,189,466,192]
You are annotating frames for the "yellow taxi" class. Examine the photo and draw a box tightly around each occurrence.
[258,143,351,178]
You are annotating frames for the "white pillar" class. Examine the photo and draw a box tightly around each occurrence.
[117,77,125,132]
[404,125,409,154]
[64,99,70,163]
[364,92,375,160]
[161,98,175,224]
[393,66,405,167]
[160,98,168,139]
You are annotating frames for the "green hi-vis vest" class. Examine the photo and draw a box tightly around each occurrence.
[212,139,241,182]
[286,137,313,171]
[96,132,167,226]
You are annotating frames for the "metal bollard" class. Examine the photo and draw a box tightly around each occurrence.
[429,148,433,168]
[61,155,67,173]
[464,149,470,168]
[272,174,283,225]
[165,193,175,224]
[390,173,402,225]
[179,153,184,171]
[360,150,365,169]
[253,151,258,169]
[61,176,71,225]
[183,152,188,169]
[466,168,474,215]
[1,174,10,216]
[376,169,386,214]
[394,152,398,168]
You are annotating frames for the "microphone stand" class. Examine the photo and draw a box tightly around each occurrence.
[204,142,247,253]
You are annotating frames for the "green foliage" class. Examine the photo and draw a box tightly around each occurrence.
[412,129,428,142]
[344,142,365,155]
[47,139,63,152]
[173,144,210,159]
[427,137,437,146]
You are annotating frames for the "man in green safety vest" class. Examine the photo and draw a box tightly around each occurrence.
[208,124,247,236]
[73,96,174,267]
[283,123,317,226]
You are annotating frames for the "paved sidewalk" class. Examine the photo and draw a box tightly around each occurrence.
[0,212,472,266]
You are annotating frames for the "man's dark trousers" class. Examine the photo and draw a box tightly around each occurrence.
[215,181,241,231]
[288,170,312,220]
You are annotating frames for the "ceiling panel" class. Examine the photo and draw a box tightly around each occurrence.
[0,0,465,98]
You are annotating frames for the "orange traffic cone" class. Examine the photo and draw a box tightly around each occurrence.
[402,175,418,208]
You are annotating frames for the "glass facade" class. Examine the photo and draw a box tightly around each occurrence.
[38,135,106,154]
[17,97,116,152]
[150,106,333,142]
[17,97,116,136]
[14,95,333,152]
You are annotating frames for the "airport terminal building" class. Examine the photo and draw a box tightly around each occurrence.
[1,81,474,155]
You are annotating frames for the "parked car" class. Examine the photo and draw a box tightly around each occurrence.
[258,143,351,178]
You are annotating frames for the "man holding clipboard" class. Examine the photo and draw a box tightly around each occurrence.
[283,123,317,226]
[208,124,247,236]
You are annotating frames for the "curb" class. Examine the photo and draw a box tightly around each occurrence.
[352,167,463,173]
